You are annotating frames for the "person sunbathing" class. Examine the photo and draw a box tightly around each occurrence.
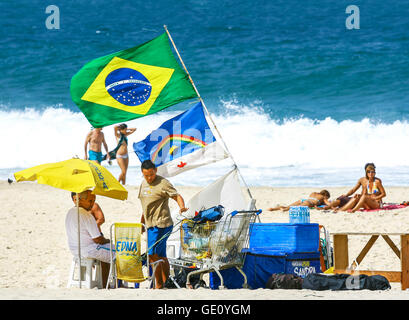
[267,190,331,212]
[335,163,386,212]
[315,195,353,211]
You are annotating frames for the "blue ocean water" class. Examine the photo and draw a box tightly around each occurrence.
[1,0,409,187]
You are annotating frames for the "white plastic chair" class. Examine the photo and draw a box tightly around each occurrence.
[67,257,103,289]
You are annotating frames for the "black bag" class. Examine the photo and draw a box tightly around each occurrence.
[164,268,207,289]
[265,273,303,289]
[302,273,391,291]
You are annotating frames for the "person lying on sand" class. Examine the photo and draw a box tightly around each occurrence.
[315,195,354,211]
[267,190,331,212]
[334,163,386,213]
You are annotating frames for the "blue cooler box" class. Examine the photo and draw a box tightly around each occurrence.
[209,223,321,289]
[249,223,320,253]
[209,249,321,289]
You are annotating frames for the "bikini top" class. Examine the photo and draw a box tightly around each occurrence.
[367,180,380,195]
[110,134,127,154]
[120,134,128,146]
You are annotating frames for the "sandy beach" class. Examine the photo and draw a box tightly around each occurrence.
[1,180,409,300]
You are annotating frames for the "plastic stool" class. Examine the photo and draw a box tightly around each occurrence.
[67,257,103,289]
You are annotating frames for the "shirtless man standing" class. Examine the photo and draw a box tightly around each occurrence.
[84,127,110,164]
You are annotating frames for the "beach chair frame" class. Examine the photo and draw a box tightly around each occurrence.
[106,222,163,289]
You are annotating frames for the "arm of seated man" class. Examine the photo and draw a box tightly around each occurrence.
[92,235,110,245]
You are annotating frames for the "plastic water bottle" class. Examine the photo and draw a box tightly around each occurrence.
[299,206,305,223]
[304,206,310,223]
[289,206,301,223]
[299,206,310,223]
[289,207,295,223]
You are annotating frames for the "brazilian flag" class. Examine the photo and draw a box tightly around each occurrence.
[70,33,198,128]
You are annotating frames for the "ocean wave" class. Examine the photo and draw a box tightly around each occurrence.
[1,104,409,178]
[214,100,409,169]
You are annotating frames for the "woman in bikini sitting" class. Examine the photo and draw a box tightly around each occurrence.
[267,190,331,212]
[335,163,386,212]
[113,123,136,185]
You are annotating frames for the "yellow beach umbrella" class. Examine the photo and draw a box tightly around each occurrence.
[14,158,127,288]
[14,158,127,200]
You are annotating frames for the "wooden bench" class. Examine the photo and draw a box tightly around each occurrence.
[332,232,409,290]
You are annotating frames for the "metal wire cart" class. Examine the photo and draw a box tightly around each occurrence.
[169,209,261,289]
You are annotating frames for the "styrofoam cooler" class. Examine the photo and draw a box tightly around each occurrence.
[249,223,320,253]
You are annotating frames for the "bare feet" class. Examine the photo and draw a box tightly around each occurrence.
[267,206,283,211]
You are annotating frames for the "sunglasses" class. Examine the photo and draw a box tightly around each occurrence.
[367,170,376,174]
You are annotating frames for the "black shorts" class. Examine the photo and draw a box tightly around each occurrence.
[337,196,352,207]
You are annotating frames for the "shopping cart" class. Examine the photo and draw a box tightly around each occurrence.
[168,209,261,289]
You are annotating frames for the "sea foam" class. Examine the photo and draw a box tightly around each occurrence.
[1,103,409,186]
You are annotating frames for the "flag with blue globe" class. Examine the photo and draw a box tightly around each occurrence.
[70,33,198,128]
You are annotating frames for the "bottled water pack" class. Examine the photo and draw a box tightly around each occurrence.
[289,206,310,224]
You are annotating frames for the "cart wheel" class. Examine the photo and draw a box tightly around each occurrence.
[194,280,208,289]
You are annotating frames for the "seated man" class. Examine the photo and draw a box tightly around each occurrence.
[65,190,114,288]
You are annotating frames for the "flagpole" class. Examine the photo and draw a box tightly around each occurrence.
[163,25,254,200]
[76,193,81,289]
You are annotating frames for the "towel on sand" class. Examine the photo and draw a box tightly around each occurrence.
[362,203,406,212]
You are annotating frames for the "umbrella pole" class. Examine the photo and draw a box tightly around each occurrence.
[76,193,81,289]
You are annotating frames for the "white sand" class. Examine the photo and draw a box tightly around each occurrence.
[1,181,409,299]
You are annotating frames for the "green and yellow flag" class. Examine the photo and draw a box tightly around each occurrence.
[70,33,198,128]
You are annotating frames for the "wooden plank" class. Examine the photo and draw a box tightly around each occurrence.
[382,235,401,259]
[351,235,379,269]
[333,269,402,283]
[400,235,409,290]
[332,232,409,236]
[333,234,349,270]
